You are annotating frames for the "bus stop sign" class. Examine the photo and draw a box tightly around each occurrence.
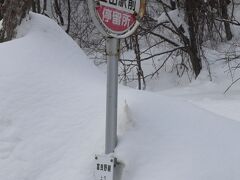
[89,0,146,38]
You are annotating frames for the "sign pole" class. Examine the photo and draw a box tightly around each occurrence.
[88,0,146,179]
[105,37,120,154]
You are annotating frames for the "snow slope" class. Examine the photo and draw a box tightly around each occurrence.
[0,14,106,180]
[0,13,240,180]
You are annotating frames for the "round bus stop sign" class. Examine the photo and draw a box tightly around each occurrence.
[88,0,146,38]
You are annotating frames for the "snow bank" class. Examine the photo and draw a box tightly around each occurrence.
[0,13,105,180]
[0,13,240,180]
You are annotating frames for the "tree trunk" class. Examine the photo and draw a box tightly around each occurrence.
[36,0,41,13]
[185,0,202,78]
[220,0,232,40]
[65,0,71,34]
[42,0,47,14]
[133,34,146,90]
[0,0,4,20]
[170,0,176,9]
[53,0,64,26]
[0,0,31,42]
[31,0,36,13]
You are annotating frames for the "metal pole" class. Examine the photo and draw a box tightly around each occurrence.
[105,37,120,154]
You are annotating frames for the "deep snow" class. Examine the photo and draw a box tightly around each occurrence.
[0,13,240,180]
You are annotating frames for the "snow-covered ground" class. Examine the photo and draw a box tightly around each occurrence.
[1,13,240,180]
[154,48,240,123]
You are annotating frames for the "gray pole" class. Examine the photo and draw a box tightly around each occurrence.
[105,37,120,154]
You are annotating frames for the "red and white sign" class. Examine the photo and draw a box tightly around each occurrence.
[95,0,140,34]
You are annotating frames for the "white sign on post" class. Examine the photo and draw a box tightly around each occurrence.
[94,155,116,180]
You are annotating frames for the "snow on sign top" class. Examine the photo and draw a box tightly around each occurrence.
[88,0,146,38]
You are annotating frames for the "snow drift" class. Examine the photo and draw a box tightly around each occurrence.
[0,13,240,180]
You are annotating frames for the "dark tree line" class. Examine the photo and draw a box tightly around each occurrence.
[123,0,237,88]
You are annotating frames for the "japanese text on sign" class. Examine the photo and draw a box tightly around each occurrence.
[96,5,136,32]
[97,163,112,172]
[102,8,131,27]
[100,0,136,11]
[94,155,115,180]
